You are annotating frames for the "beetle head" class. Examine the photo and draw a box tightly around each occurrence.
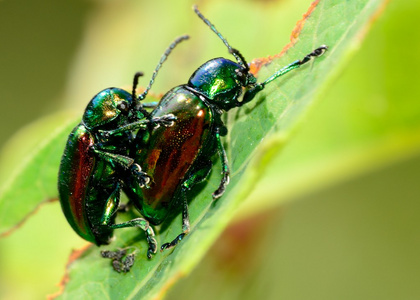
[83,88,142,130]
[188,58,256,110]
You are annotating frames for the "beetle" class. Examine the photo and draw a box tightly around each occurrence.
[58,35,188,262]
[116,6,328,250]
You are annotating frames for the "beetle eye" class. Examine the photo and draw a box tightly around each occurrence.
[117,101,130,114]
[235,69,247,86]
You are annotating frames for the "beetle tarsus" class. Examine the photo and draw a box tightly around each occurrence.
[151,114,177,128]
[147,236,158,259]
[300,45,328,65]
[212,173,230,200]
[161,232,187,251]
[130,163,152,188]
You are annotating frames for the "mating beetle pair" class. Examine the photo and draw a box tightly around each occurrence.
[58,5,327,272]
[58,35,188,263]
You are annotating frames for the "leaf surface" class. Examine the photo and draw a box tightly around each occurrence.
[0,0,389,299]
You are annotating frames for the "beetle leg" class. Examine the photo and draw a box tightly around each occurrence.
[241,46,328,106]
[213,127,230,199]
[129,163,152,188]
[100,182,122,225]
[98,183,133,214]
[160,159,214,251]
[97,119,151,137]
[91,148,151,187]
[98,183,157,261]
[241,83,265,106]
[91,147,134,168]
[98,114,176,138]
[150,114,176,128]
[109,218,157,259]
[161,188,190,251]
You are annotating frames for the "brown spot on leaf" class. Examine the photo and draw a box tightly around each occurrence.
[47,243,93,300]
[249,0,320,75]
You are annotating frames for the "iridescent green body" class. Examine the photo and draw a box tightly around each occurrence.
[122,54,260,251]
[123,8,327,251]
[126,86,214,224]
[58,87,176,248]
[59,88,138,245]
[58,36,188,271]
[124,58,255,225]
[59,125,96,242]
[59,125,97,243]
[57,5,327,270]
[188,59,252,108]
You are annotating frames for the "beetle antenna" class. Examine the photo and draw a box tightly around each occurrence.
[132,71,144,101]
[193,5,249,70]
[130,71,151,116]
[229,48,250,72]
[262,45,328,86]
[137,35,190,103]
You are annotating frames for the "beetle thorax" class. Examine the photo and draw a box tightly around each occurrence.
[188,58,252,110]
[82,88,135,130]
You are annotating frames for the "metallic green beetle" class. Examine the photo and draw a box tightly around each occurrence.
[119,6,328,250]
[58,36,188,266]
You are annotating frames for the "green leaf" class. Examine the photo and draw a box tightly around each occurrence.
[0,113,78,236]
[0,0,390,299]
[167,2,420,297]
[57,1,388,299]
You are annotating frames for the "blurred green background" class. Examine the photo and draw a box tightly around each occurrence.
[1,0,420,299]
